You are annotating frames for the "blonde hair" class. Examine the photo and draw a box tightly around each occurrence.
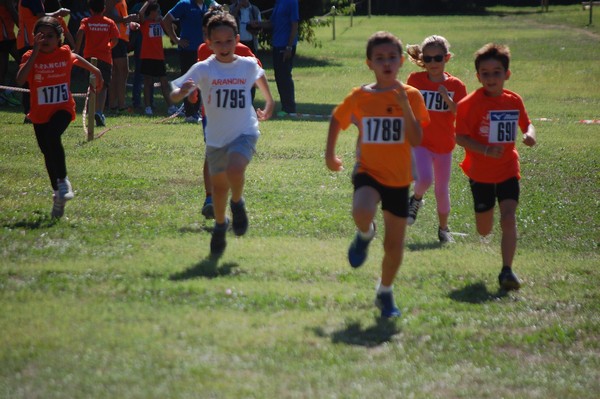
[406,35,450,68]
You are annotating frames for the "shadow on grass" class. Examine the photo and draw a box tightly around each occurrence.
[169,256,239,281]
[406,241,442,252]
[313,318,401,348]
[2,211,58,229]
[448,282,507,304]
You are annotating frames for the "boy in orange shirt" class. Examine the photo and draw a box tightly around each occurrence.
[325,31,429,318]
[455,43,537,291]
[75,0,120,126]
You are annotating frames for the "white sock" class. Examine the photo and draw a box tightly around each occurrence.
[377,283,393,294]
[358,222,375,240]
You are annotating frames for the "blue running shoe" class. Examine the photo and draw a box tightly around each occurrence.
[375,291,401,318]
[348,233,372,268]
[230,198,248,236]
[202,196,214,219]
[210,218,229,257]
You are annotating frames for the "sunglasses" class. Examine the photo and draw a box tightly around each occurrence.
[422,54,445,63]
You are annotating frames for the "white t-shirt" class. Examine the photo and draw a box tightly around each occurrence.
[172,55,264,148]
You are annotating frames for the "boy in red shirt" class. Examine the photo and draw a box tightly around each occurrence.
[75,0,119,126]
[138,0,178,116]
[325,31,429,318]
[455,43,537,291]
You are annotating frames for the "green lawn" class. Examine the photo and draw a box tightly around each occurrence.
[1,6,598,398]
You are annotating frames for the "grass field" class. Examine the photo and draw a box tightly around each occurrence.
[1,5,599,398]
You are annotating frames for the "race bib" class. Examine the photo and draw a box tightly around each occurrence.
[420,90,453,112]
[362,117,404,144]
[37,83,69,105]
[149,23,163,38]
[488,110,519,143]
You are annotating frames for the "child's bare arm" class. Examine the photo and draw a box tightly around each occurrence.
[522,124,536,147]
[396,83,422,147]
[325,117,344,171]
[456,135,504,159]
[170,79,196,103]
[254,75,274,121]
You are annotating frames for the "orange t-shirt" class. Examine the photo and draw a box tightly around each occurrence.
[140,19,164,60]
[456,87,531,183]
[79,14,119,64]
[407,71,467,153]
[333,85,430,187]
[17,0,43,50]
[0,4,16,41]
[20,45,76,124]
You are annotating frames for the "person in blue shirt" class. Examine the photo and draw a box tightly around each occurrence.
[163,0,219,123]
[251,0,298,116]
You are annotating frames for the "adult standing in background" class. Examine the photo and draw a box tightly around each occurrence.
[162,0,218,124]
[105,0,137,112]
[251,0,298,116]
[17,0,70,122]
[229,0,261,54]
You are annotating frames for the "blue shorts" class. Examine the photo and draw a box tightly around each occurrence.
[469,177,520,213]
[206,135,258,175]
[352,172,409,218]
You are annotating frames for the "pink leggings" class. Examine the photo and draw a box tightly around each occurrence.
[413,146,452,215]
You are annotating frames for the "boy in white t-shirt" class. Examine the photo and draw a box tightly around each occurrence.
[170,12,274,257]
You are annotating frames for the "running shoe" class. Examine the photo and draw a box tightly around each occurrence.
[185,113,201,124]
[438,226,455,244]
[57,178,74,201]
[375,291,401,318]
[145,106,153,116]
[51,193,65,219]
[407,195,423,226]
[347,231,373,268]
[210,218,229,256]
[201,196,214,219]
[230,198,248,236]
[498,267,521,291]
[167,105,180,115]
[94,112,106,127]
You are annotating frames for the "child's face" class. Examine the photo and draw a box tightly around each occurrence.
[35,25,60,53]
[367,42,403,86]
[477,59,510,97]
[421,45,449,76]
[207,25,239,63]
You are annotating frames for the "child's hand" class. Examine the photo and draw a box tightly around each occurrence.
[326,155,343,172]
[522,133,536,147]
[256,107,272,121]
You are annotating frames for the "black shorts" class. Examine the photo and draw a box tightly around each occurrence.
[86,58,112,88]
[111,38,128,59]
[140,58,166,77]
[353,172,409,218]
[469,177,520,213]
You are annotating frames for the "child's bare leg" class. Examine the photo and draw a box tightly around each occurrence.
[380,211,407,286]
[160,76,173,106]
[226,152,249,203]
[475,208,494,236]
[352,186,379,233]
[211,172,230,224]
[499,199,518,267]
[438,211,449,230]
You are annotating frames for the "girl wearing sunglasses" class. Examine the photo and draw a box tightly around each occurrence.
[405,35,467,243]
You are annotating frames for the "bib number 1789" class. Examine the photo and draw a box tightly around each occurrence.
[362,117,404,143]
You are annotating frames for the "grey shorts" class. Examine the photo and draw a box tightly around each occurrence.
[206,134,258,175]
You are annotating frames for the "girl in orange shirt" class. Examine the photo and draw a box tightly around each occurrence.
[406,35,467,243]
[16,17,103,219]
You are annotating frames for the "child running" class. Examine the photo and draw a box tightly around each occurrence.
[170,13,274,257]
[16,16,103,218]
[406,35,467,243]
[325,31,429,318]
[455,43,537,290]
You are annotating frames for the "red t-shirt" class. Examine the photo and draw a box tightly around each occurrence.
[406,71,467,153]
[0,4,16,41]
[79,14,119,65]
[333,85,430,187]
[456,87,531,183]
[197,42,262,67]
[20,45,76,124]
[140,19,164,60]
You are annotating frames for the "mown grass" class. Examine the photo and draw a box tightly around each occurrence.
[1,5,599,398]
